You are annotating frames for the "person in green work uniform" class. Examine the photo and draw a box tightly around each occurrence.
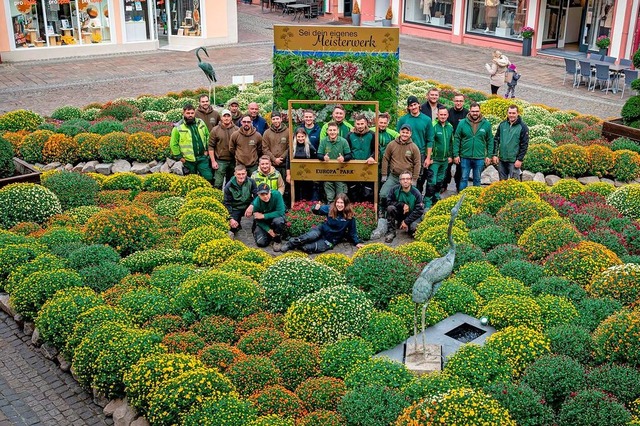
[426,106,454,208]
[246,183,286,249]
[346,114,376,202]
[453,102,494,190]
[318,122,352,203]
[170,104,213,183]
[320,104,353,140]
[492,104,529,181]
[397,95,434,197]
[384,171,425,243]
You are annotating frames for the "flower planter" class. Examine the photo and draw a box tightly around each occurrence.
[599,48,607,56]
[601,118,640,144]
[522,38,532,56]
[382,19,392,27]
[352,13,361,26]
[0,158,41,189]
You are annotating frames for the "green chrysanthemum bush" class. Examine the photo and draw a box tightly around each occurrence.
[260,257,346,313]
[198,343,246,372]
[146,367,236,426]
[361,310,409,353]
[226,355,282,397]
[476,276,531,301]
[84,205,160,256]
[454,260,502,288]
[416,224,471,255]
[339,384,410,426]
[149,263,197,295]
[67,244,120,269]
[495,198,558,237]
[320,337,374,379]
[520,354,586,411]
[37,227,84,250]
[0,183,62,229]
[270,339,320,391]
[477,179,539,216]
[550,179,585,199]
[544,241,622,287]
[394,387,516,426]
[176,270,263,321]
[236,327,285,356]
[557,389,631,426]
[588,263,640,306]
[123,352,205,414]
[182,394,258,426]
[35,287,103,350]
[346,250,419,309]
[193,238,245,267]
[120,248,193,274]
[523,143,555,174]
[546,324,593,364]
[178,196,228,218]
[180,208,229,233]
[518,217,584,261]
[0,244,48,291]
[486,244,527,265]
[483,382,556,426]
[249,385,307,420]
[535,294,579,330]
[116,286,176,325]
[11,269,84,320]
[295,376,346,412]
[297,410,344,426]
[170,174,212,196]
[284,285,373,345]
[344,357,412,390]
[394,241,438,265]
[576,296,623,332]
[387,294,447,335]
[587,364,640,406]
[485,326,551,376]
[607,184,640,220]
[593,307,640,365]
[444,343,512,388]
[179,225,228,252]
[132,191,173,209]
[480,295,542,330]
[499,259,546,286]
[314,253,352,274]
[64,305,131,359]
[42,171,101,210]
[154,196,185,217]
[553,144,589,177]
[612,149,640,182]
[185,186,224,202]
[468,225,516,251]
[95,189,133,207]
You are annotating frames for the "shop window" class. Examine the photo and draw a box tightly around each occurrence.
[404,0,454,28]
[168,0,201,36]
[580,0,614,51]
[466,0,527,39]
[124,0,152,41]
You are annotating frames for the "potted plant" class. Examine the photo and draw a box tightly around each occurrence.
[352,0,361,26]
[383,5,392,27]
[596,35,611,56]
[521,26,534,57]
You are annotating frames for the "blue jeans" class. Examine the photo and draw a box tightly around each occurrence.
[459,158,485,190]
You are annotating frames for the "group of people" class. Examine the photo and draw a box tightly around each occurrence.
[169,86,529,250]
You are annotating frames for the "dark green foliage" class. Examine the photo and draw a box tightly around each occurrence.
[621,254,640,264]
[546,324,593,364]
[557,389,631,426]
[463,212,495,230]
[486,244,526,265]
[622,95,640,125]
[586,364,640,405]
[42,171,100,210]
[0,136,15,178]
[576,297,623,332]
[55,124,86,137]
[469,225,516,251]
[611,137,640,153]
[586,228,628,257]
[531,276,587,304]
[484,381,556,426]
[521,354,587,411]
[51,106,83,121]
[500,259,546,286]
[98,101,140,121]
[68,244,120,269]
[453,243,486,271]
[338,384,409,426]
[88,120,125,135]
[360,311,408,353]
[79,262,130,293]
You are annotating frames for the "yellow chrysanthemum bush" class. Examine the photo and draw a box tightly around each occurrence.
[518,217,584,261]
[125,131,158,162]
[229,248,274,266]
[178,196,228,218]
[141,172,178,192]
[425,193,476,220]
[607,184,640,220]
[476,179,539,216]
[480,295,543,330]
[102,172,144,191]
[553,144,589,177]
[588,263,640,306]
[495,198,558,237]
[74,132,103,162]
[585,181,616,197]
[544,241,622,287]
[416,224,471,255]
[181,394,258,426]
[387,294,447,335]
[179,208,229,233]
[413,213,468,241]
[194,238,246,267]
[170,174,212,196]
[612,149,640,182]
[351,242,397,259]
[535,294,579,330]
[522,180,550,194]
[179,225,228,252]
[432,278,484,316]
[485,325,551,376]
[592,307,640,365]
[586,144,615,177]
[550,178,584,199]
[185,186,224,202]
[454,260,502,288]
[394,387,516,426]
[523,143,555,174]
[314,252,352,274]
[395,241,439,264]
[480,97,515,119]
[443,344,512,389]
[219,259,266,282]
[476,276,531,301]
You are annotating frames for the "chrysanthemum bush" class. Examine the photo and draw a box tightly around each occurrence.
[179,225,228,252]
[518,217,584,261]
[416,223,471,254]
[535,294,579,330]
[557,389,631,426]
[480,295,542,330]
[313,252,352,273]
[433,278,483,316]
[553,144,589,177]
[249,385,307,419]
[495,198,558,237]
[170,174,211,196]
[544,241,622,287]
[180,208,229,233]
[188,314,236,345]
[485,325,551,376]
[395,387,516,426]
[523,143,554,174]
[484,381,556,426]
[607,184,640,220]
[269,339,320,391]
[319,337,374,379]
[178,196,228,218]
[476,276,531,301]
[454,261,502,288]
[339,383,409,426]
[120,248,192,274]
[360,310,408,353]
[235,327,284,356]
[469,224,516,251]
[260,257,345,313]
[520,354,586,411]
[423,193,476,220]
[394,241,438,264]
[477,179,540,216]
[226,355,282,397]
[295,376,346,412]
[0,183,62,229]
[443,343,512,389]
[592,307,640,365]
[143,313,186,335]
[198,343,246,372]
[42,171,100,210]
[149,263,196,295]
[550,179,584,199]
[344,356,412,390]
[589,263,640,306]
[0,109,44,132]
[235,312,285,341]
[587,363,640,406]
[194,238,245,267]
[612,149,640,182]
[182,394,258,426]
[387,294,447,334]
[284,285,373,345]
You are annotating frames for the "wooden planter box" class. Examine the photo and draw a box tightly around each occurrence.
[0,158,41,189]
[602,118,640,143]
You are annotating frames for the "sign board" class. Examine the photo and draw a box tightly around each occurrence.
[274,25,399,53]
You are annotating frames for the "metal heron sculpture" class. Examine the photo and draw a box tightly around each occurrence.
[195,46,217,104]
[412,194,465,359]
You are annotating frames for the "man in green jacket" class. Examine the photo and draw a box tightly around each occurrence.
[223,165,258,238]
[246,183,286,249]
[453,102,494,190]
[347,114,376,202]
[492,104,529,181]
[318,122,352,203]
[320,104,353,140]
[170,104,213,183]
[426,106,454,207]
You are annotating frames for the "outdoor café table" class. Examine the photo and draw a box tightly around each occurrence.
[288,3,311,21]
[273,0,296,14]
[588,59,631,94]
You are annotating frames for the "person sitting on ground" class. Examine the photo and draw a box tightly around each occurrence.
[251,155,285,195]
[279,193,364,253]
[223,165,258,238]
[385,171,425,243]
[318,121,352,203]
[246,183,286,249]
[286,127,318,202]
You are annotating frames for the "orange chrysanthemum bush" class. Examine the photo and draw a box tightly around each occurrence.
[518,217,584,261]
[42,133,79,164]
[394,388,516,426]
[587,263,640,306]
[126,132,158,162]
[295,376,346,412]
[2,130,28,152]
[198,343,247,372]
[476,179,539,216]
[495,198,558,237]
[553,144,589,177]
[586,144,615,177]
[544,241,622,287]
[249,385,307,420]
[592,307,640,365]
[74,132,103,162]
[84,205,161,255]
[236,327,285,356]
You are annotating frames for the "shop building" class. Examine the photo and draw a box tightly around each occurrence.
[0,0,237,62]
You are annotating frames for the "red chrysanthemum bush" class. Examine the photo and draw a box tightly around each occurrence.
[544,241,622,287]
[236,327,285,356]
[249,385,307,419]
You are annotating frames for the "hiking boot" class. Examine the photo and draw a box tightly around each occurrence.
[272,242,282,252]
[279,242,292,253]
[370,218,388,240]
[228,231,235,240]
[384,230,396,243]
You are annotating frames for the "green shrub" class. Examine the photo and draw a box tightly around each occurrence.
[622,95,640,124]
[463,212,495,229]
[0,136,14,179]
[576,297,622,332]
[483,381,556,426]
[469,225,516,251]
[586,364,640,405]
[360,310,408,353]
[486,244,526,265]
[117,286,176,325]
[38,227,83,250]
[557,389,631,426]
[518,217,584,261]
[344,357,412,390]
[401,371,468,403]
[67,244,120,269]
[320,338,374,379]
[338,384,409,426]
[149,263,197,295]
[182,395,257,426]
[226,355,281,397]
[154,196,185,217]
[42,171,100,210]
[0,183,62,229]
[295,377,346,412]
[523,143,554,174]
[51,105,83,121]
[79,261,130,293]
[453,243,486,271]
[546,324,593,364]
[4,252,64,294]
[531,276,587,304]
[611,136,640,153]
[444,343,512,388]
[102,172,144,191]
[120,248,192,274]
[11,269,83,320]
[63,305,130,359]
[500,259,546,286]
[19,130,53,163]
[612,149,640,182]
[89,120,125,135]
[0,109,44,132]
[593,308,640,365]
[98,100,140,121]
[536,294,579,330]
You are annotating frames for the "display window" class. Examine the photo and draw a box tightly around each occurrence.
[168,0,202,36]
[9,0,111,48]
[404,0,454,28]
[124,0,154,41]
[579,0,614,51]
[466,0,527,39]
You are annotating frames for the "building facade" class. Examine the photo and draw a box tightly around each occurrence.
[0,0,237,62]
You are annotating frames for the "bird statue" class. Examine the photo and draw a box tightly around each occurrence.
[195,46,217,104]
[412,194,465,359]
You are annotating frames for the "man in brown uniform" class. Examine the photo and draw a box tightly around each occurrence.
[195,94,220,131]
[379,123,421,210]
[262,111,289,179]
[228,98,242,123]
[208,109,238,189]
[230,114,263,176]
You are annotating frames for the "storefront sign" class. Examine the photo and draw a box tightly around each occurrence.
[274,25,399,53]
[290,160,377,182]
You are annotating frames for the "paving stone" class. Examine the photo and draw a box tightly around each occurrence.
[112,160,132,173]
[578,176,600,184]
[82,161,100,173]
[545,174,561,186]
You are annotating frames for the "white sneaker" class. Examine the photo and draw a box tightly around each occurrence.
[484,27,490,33]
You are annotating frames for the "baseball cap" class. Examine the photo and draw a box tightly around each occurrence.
[400,123,412,132]
[257,183,271,194]
[221,109,232,116]
[407,95,419,106]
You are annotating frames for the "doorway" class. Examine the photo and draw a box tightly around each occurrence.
[542,0,584,50]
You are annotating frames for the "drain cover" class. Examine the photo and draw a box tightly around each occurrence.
[444,323,486,343]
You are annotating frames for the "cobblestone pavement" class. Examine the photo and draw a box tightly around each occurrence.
[0,311,112,426]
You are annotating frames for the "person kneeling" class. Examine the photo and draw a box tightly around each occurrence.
[385,171,425,243]
[279,193,364,253]
[246,183,286,249]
